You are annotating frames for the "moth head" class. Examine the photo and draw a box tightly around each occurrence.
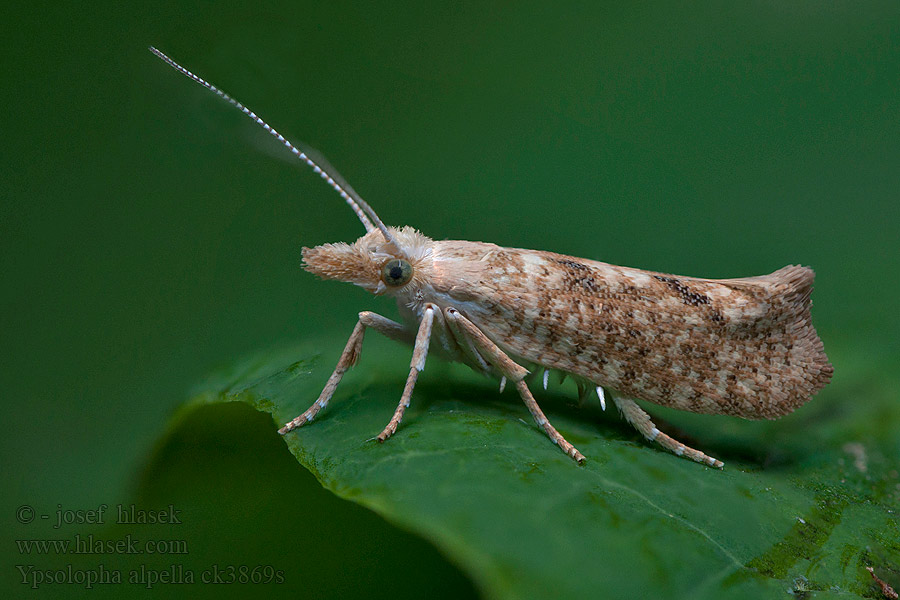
[302,226,433,295]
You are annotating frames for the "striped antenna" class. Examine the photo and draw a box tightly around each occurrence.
[149,47,404,252]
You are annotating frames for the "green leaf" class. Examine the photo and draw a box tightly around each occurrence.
[182,337,899,600]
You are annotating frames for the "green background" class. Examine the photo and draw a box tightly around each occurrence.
[2,1,898,598]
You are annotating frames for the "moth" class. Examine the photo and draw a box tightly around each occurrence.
[152,48,833,468]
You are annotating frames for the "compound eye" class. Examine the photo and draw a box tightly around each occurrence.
[381,259,413,287]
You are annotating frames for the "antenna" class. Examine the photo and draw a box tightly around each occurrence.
[149,47,405,252]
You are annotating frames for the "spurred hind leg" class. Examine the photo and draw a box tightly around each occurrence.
[613,395,724,468]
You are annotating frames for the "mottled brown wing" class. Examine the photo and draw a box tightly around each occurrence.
[434,243,832,419]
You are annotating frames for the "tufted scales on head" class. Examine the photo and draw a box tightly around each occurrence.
[301,226,434,293]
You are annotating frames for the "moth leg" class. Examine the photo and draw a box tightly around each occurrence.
[613,396,724,469]
[514,380,586,464]
[359,311,416,345]
[443,310,493,376]
[278,311,412,435]
[375,304,436,442]
[445,308,586,464]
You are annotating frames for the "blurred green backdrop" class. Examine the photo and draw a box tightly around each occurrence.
[2,1,898,598]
